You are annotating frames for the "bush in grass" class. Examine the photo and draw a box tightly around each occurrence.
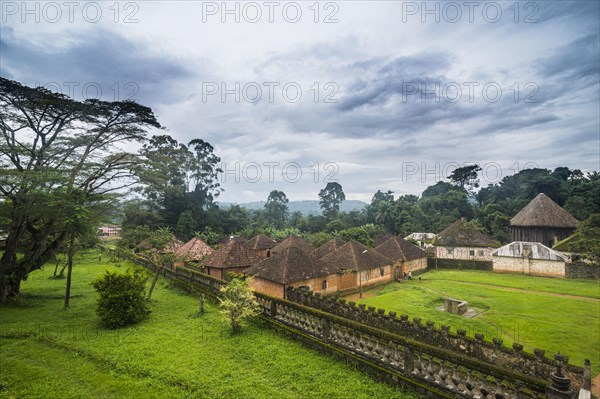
[92,268,150,328]
[218,277,260,332]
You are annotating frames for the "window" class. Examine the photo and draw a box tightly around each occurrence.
[362,271,370,281]
[446,248,454,255]
[380,268,385,277]
[469,250,475,256]
[322,280,328,290]
[478,250,484,256]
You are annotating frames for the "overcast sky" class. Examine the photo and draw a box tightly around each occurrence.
[1,0,598,203]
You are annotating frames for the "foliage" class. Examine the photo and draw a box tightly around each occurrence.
[319,182,346,220]
[218,277,260,332]
[132,135,223,235]
[91,267,150,328]
[337,226,373,247]
[195,226,223,246]
[306,231,334,247]
[263,190,289,229]
[568,213,600,263]
[448,164,482,194]
[0,77,161,301]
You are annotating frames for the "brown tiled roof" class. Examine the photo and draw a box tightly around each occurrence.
[245,246,340,284]
[312,238,346,258]
[436,219,497,248]
[510,193,579,228]
[322,240,392,272]
[374,233,394,247]
[175,237,214,261]
[163,238,184,254]
[244,234,277,251]
[375,236,426,262]
[201,239,261,269]
[272,236,314,254]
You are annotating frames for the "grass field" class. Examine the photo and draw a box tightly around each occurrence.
[0,255,416,399]
[356,270,600,374]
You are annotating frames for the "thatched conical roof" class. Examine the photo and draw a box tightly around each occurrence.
[272,236,314,255]
[175,237,214,261]
[322,240,392,272]
[245,246,339,284]
[201,239,261,269]
[436,219,496,248]
[375,236,426,262]
[510,193,578,228]
[312,238,346,259]
[244,234,277,251]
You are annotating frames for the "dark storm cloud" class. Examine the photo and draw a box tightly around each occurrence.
[337,53,452,112]
[536,33,600,84]
[0,27,194,104]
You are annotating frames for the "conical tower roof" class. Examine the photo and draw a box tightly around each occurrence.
[510,193,578,228]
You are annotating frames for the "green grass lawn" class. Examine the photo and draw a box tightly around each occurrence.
[0,255,416,399]
[357,270,600,374]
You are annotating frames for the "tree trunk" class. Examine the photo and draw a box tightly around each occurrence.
[0,218,68,302]
[64,234,76,308]
[53,258,60,277]
[146,264,163,301]
[0,273,23,302]
[58,261,68,277]
[197,292,205,314]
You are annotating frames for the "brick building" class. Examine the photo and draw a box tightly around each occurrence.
[201,239,261,280]
[244,234,277,259]
[322,240,393,291]
[375,236,427,279]
[246,246,340,299]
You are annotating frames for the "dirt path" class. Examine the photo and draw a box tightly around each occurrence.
[427,279,600,301]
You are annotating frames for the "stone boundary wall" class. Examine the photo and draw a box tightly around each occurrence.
[565,262,600,280]
[285,288,583,386]
[427,257,493,271]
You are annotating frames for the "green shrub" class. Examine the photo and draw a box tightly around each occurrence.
[218,278,260,332]
[91,268,151,328]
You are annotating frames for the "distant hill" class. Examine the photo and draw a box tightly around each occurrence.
[219,200,368,216]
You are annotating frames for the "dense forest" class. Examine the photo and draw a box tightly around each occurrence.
[118,132,600,248]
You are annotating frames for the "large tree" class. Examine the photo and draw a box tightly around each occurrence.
[318,182,346,220]
[264,190,289,229]
[133,135,223,236]
[0,78,161,301]
[448,164,482,194]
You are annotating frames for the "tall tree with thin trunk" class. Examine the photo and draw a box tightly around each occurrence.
[0,77,161,302]
[319,182,346,220]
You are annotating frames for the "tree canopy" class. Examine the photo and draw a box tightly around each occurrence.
[0,77,161,301]
[319,182,346,220]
